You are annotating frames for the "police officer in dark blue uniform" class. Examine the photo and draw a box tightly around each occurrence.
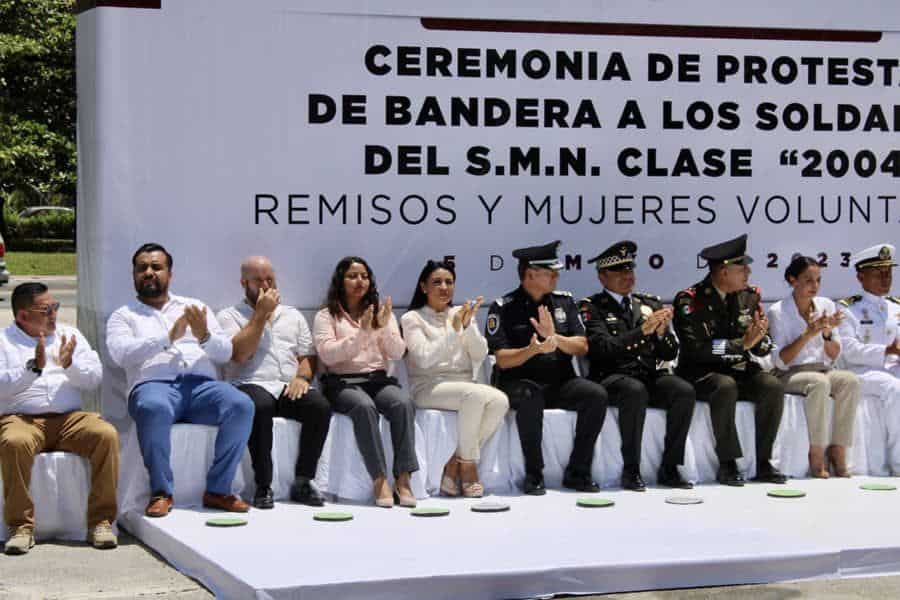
[673,234,787,486]
[579,241,695,491]
[485,241,608,495]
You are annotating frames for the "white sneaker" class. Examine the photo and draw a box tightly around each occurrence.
[88,520,117,549]
[4,526,35,555]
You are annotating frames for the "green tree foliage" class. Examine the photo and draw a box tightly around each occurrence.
[0,0,76,204]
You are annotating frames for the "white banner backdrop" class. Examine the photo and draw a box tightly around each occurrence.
[76,1,900,415]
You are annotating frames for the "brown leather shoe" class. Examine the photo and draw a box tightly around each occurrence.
[145,494,173,518]
[202,492,250,513]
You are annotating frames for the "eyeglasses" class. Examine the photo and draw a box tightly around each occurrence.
[27,302,61,316]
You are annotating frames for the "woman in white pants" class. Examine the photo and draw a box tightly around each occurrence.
[401,260,509,497]
[767,255,861,477]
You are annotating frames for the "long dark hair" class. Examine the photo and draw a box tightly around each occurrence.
[784,255,819,284]
[409,260,456,310]
[323,256,381,324]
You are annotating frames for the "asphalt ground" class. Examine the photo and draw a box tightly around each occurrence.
[2,276,900,598]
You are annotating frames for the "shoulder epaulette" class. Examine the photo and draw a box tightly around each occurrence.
[579,296,592,305]
[676,287,696,298]
[838,295,862,307]
[888,296,900,305]
[493,295,513,307]
[552,290,573,297]
[633,292,660,302]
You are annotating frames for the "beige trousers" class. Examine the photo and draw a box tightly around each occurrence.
[779,369,860,447]
[413,381,509,461]
[0,412,119,531]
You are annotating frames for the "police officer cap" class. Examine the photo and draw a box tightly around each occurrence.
[512,240,563,270]
[700,234,754,266]
[851,243,898,271]
[587,241,637,271]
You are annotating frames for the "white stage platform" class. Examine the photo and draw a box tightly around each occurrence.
[120,477,900,600]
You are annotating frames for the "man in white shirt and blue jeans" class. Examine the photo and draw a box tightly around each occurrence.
[107,243,254,517]
[218,256,330,508]
[0,282,118,554]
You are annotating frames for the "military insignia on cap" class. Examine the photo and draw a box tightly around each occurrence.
[881,246,892,260]
[486,314,500,335]
[587,241,637,271]
[554,307,567,323]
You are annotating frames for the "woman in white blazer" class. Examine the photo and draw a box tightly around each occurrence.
[767,255,860,477]
[400,260,509,497]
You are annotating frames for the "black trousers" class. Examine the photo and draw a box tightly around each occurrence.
[499,377,608,477]
[692,371,784,463]
[238,384,331,487]
[604,374,695,473]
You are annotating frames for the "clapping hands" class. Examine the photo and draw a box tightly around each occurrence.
[451,296,485,331]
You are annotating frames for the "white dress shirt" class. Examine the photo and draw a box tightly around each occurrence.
[400,306,488,397]
[837,291,900,374]
[0,323,102,415]
[106,294,232,394]
[217,301,316,398]
[767,294,841,371]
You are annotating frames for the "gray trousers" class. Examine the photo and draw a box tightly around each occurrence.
[324,376,419,480]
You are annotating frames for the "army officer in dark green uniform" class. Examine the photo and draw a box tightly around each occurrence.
[673,234,787,486]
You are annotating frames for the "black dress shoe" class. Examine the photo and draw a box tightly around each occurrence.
[253,486,274,509]
[621,470,647,492]
[657,465,693,489]
[753,462,788,484]
[716,460,745,487]
[522,473,547,496]
[290,479,326,506]
[562,470,600,493]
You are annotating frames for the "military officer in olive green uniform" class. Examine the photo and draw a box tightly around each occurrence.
[673,234,787,486]
[579,241,695,491]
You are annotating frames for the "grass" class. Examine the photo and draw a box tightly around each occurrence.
[4,252,76,276]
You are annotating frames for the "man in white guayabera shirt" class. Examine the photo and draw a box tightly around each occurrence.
[837,243,900,474]
[218,256,330,509]
[106,243,254,518]
[1,282,118,555]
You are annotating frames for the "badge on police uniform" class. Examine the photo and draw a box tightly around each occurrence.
[487,314,500,335]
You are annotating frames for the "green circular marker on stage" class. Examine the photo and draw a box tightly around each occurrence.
[313,512,354,522]
[665,496,703,505]
[576,497,615,508]
[205,517,248,527]
[860,483,897,491]
[471,501,510,513]
[410,507,450,517]
[767,489,806,498]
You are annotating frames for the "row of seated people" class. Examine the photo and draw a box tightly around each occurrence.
[2,236,899,556]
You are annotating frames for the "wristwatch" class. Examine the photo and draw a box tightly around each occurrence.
[26,359,42,376]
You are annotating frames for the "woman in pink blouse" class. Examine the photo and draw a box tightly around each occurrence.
[313,257,419,508]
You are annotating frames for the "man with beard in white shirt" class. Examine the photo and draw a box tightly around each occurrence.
[837,243,900,475]
[107,243,254,517]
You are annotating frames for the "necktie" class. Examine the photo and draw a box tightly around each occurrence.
[621,296,633,325]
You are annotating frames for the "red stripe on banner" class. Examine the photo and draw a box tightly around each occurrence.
[74,0,161,14]
[420,18,882,43]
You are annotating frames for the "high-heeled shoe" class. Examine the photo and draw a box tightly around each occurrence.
[374,477,394,508]
[394,473,417,508]
[808,446,829,479]
[440,456,461,497]
[827,445,851,478]
[458,458,484,498]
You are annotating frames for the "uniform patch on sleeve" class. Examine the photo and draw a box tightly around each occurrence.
[681,303,694,315]
[712,339,727,355]
[487,314,500,335]
[554,307,567,323]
